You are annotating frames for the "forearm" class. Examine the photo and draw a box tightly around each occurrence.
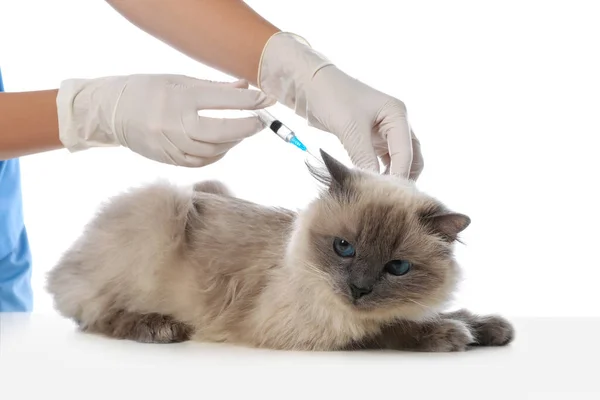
[106,0,280,86]
[0,90,62,160]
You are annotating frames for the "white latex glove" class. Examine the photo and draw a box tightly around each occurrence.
[57,74,274,167]
[258,33,423,179]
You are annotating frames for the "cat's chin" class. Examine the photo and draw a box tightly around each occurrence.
[335,293,440,323]
[332,286,401,314]
[336,293,397,318]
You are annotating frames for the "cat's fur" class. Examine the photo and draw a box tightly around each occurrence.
[46,150,514,351]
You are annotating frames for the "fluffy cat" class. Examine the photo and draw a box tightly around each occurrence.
[46,150,514,351]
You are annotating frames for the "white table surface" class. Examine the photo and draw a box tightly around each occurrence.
[1,313,598,400]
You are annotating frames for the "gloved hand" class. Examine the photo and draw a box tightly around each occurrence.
[56,74,274,167]
[258,32,423,180]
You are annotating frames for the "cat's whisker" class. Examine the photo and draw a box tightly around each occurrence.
[300,261,331,282]
[407,298,435,313]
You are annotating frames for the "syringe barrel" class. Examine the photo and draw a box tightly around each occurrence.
[255,109,294,142]
[255,109,276,125]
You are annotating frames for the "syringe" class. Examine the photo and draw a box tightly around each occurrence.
[255,109,321,162]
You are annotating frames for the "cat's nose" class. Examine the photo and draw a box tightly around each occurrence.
[350,284,372,299]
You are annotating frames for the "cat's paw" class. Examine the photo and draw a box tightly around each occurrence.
[133,314,195,344]
[85,311,195,344]
[469,314,514,346]
[442,309,515,347]
[425,319,476,352]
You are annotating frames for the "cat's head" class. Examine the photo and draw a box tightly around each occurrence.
[289,150,470,322]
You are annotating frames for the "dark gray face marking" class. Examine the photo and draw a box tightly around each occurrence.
[305,150,470,313]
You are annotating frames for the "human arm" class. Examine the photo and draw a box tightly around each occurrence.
[0,90,62,160]
[106,0,424,178]
[0,76,272,165]
[105,0,279,86]
[2,1,278,163]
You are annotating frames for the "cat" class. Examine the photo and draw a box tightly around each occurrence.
[46,150,514,351]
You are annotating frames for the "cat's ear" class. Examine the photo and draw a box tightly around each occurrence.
[306,149,353,195]
[423,212,471,242]
[319,149,352,186]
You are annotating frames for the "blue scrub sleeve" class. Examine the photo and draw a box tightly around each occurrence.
[0,67,34,312]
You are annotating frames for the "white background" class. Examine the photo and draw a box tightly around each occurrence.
[1,0,599,317]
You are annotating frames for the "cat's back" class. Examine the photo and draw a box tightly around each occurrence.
[46,179,296,326]
[186,187,297,258]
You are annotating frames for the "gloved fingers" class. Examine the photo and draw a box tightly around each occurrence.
[194,86,276,110]
[168,75,250,89]
[170,152,227,168]
[181,152,227,168]
[194,152,228,167]
[177,152,228,168]
[184,139,240,159]
[380,153,392,175]
[379,106,413,178]
[156,135,197,167]
[151,124,211,165]
[192,116,265,143]
[341,126,380,173]
[159,138,230,168]
[164,74,218,88]
[408,129,424,181]
[205,79,250,89]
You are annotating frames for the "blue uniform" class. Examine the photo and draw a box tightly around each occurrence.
[0,67,34,311]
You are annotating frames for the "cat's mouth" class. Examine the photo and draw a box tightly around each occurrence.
[346,288,375,310]
[349,297,380,314]
[331,281,378,311]
[352,297,371,308]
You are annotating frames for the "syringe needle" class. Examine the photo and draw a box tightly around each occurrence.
[306,148,322,163]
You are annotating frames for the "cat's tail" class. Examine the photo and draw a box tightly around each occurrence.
[193,180,233,197]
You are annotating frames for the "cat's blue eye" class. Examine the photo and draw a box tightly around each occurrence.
[333,237,355,257]
[385,260,412,276]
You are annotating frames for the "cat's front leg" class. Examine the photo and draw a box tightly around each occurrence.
[349,319,476,352]
[440,309,514,347]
